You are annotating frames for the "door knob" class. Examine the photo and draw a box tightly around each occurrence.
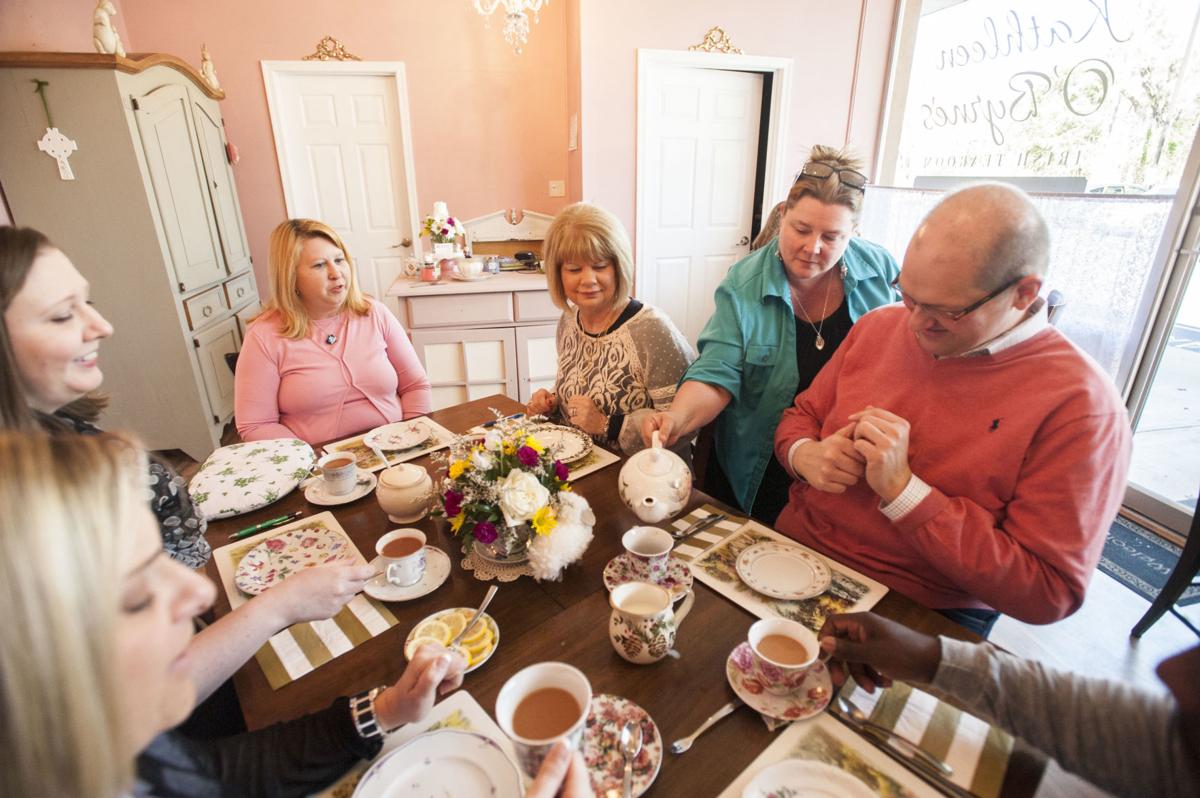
[737,235,750,246]
[391,238,413,248]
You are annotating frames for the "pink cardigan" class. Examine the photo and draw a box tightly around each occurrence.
[235,300,432,445]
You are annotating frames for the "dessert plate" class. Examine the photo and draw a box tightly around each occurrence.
[364,419,431,451]
[235,525,351,595]
[353,730,521,798]
[531,424,593,464]
[742,760,875,798]
[736,542,831,600]
[404,608,500,673]
[725,643,832,722]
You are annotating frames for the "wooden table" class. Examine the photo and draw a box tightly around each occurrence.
[202,395,1044,797]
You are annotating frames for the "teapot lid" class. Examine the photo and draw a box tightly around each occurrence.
[633,431,678,477]
[380,463,425,488]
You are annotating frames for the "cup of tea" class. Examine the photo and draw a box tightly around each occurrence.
[495,662,592,778]
[461,258,485,278]
[609,581,694,664]
[317,452,359,496]
[747,618,820,695]
[375,528,427,587]
[621,526,673,583]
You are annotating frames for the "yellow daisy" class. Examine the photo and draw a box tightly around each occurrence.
[532,505,557,536]
[524,436,545,454]
[448,459,470,480]
[449,511,466,533]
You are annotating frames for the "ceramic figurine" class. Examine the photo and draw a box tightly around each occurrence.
[617,431,693,523]
[92,0,126,57]
[200,44,220,90]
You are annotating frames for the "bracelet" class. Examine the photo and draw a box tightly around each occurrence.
[350,686,386,740]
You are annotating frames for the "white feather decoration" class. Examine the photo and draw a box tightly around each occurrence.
[527,492,594,581]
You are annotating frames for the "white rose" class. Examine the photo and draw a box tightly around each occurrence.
[483,430,504,452]
[471,449,494,471]
[497,469,550,527]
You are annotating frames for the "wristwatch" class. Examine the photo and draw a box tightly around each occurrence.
[350,686,386,740]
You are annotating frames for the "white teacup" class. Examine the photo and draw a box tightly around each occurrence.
[375,528,427,587]
[621,526,673,583]
[496,662,592,778]
[317,452,358,496]
[461,258,485,277]
[748,618,820,695]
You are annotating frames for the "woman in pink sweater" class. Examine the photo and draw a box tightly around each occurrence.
[235,219,431,445]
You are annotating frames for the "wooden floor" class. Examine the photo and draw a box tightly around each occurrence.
[159,429,1198,696]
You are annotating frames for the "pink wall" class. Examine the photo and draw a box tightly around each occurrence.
[565,0,583,203]
[577,0,897,234]
[0,0,131,51]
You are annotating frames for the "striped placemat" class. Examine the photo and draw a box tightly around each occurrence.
[213,512,399,689]
[668,503,749,560]
[838,679,1014,798]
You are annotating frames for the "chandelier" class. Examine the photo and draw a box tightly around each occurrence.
[472,0,548,54]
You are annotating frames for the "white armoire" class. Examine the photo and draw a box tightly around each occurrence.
[0,53,259,460]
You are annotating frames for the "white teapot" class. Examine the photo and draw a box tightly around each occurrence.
[618,431,692,523]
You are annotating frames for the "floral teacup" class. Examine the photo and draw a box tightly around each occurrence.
[609,581,694,664]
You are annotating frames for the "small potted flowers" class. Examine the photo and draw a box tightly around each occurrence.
[433,413,594,581]
[422,200,465,260]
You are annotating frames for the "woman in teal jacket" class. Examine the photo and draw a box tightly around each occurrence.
[644,145,899,524]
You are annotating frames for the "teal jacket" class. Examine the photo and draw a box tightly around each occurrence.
[684,237,899,512]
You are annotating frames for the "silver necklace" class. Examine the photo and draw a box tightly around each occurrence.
[794,273,836,350]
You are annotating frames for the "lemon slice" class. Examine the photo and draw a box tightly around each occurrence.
[440,612,466,640]
[466,630,494,658]
[411,619,450,645]
[460,617,489,645]
[404,634,446,660]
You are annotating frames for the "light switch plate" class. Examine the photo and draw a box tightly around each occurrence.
[549,180,565,197]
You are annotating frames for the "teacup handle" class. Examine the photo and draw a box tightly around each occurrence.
[673,590,695,627]
[386,562,402,582]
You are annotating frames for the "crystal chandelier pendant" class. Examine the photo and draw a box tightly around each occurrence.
[474,0,548,54]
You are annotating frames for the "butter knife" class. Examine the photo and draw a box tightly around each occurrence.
[671,512,727,543]
[830,707,975,798]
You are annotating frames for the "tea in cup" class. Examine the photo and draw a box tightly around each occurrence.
[748,618,820,695]
[609,581,694,664]
[621,526,673,583]
[496,662,592,778]
[317,452,358,496]
[375,528,427,586]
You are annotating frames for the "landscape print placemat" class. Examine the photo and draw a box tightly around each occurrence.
[690,520,888,632]
[213,511,399,689]
[323,417,456,471]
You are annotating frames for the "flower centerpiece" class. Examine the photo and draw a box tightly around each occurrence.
[422,200,465,259]
[433,413,594,580]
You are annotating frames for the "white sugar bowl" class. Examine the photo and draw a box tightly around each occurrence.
[618,431,693,523]
[375,463,433,523]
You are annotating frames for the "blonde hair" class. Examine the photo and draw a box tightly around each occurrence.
[258,219,370,339]
[786,144,866,219]
[543,203,634,311]
[0,431,147,798]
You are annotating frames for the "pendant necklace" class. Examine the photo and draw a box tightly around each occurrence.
[795,272,836,351]
[316,313,345,346]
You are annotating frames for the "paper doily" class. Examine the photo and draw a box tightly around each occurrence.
[459,545,532,582]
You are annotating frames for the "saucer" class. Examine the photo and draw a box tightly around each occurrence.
[304,469,376,506]
[602,552,693,602]
[363,549,451,602]
[583,694,662,797]
[452,272,492,282]
[725,642,832,722]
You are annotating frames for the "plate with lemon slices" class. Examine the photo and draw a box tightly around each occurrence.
[404,608,500,673]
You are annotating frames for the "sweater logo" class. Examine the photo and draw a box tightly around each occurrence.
[989,418,1002,432]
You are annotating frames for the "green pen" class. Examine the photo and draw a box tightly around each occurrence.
[228,510,303,541]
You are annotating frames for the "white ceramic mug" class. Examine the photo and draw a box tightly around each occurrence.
[496,662,592,778]
[317,452,358,496]
[375,528,427,587]
[621,526,674,583]
[748,618,820,695]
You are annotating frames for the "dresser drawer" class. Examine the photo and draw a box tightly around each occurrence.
[223,272,256,307]
[183,286,229,331]
[514,290,560,322]
[405,292,514,329]
[235,302,260,336]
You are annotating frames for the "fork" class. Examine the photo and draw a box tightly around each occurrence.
[671,513,727,541]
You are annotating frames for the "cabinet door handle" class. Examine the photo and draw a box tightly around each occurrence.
[202,306,214,318]
[737,235,750,246]
[392,238,413,248]
[236,287,245,298]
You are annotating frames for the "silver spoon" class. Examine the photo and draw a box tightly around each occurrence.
[619,720,643,798]
[447,585,498,649]
[836,693,953,776]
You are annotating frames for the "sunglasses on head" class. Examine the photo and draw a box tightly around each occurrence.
[795,162,868,193]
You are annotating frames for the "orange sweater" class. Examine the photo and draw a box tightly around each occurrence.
[774,306,1130,623]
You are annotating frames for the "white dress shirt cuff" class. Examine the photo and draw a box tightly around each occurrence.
[879,474,932,522]
[785,438,814,479]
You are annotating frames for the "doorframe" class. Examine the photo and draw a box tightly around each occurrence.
[634,49,793,298]
[260,60,424,259]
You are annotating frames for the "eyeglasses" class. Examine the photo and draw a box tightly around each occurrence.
[795,162,869,193]
[892,275,1024,323]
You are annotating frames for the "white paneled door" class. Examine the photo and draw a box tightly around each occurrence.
[264,64,420,315]
[639,67,763,345]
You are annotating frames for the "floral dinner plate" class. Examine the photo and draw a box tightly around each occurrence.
[531,424,593,464]
[736,541,831,600]
[234,525,352,596]
[353,729,521,798]
[742,760,876,798]
[726,643,832,722]
[602,552,693,602]
[583,694,662,797]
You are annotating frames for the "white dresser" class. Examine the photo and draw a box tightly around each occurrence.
[0,53,258,460]
[387,272,560,409]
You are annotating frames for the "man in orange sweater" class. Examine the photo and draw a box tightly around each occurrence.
[774,184,1131,637]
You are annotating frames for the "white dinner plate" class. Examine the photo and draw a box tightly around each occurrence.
[736,542,831,600]
[742,760,876,798]
[353,730,522,798]
[531,424,593,464]
[364,420,431,451]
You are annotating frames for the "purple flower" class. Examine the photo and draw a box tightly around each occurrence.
[443,489,463,517]
[554,460,569,481]
[473,521,497,544]
[517,446,540,467]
